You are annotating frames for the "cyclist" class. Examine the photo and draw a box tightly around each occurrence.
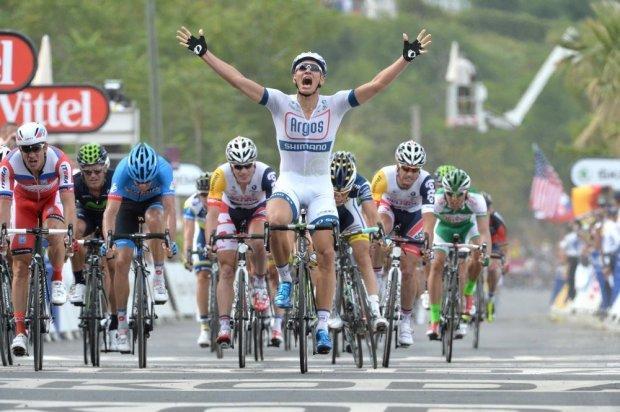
[102,142,178,353]
[0,122,77,356]
[205,136,276,347]
[426,168,491,340]
[330,151,387,332]
[68,144,114,302]
[434,164,456,186]
[183,172,214,347]
[482,191,508,321]
[177,25,432,354]
[68,143,118,348]
[370,140,435,346]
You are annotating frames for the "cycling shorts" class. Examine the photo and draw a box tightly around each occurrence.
[378,204,424,256]
[11,191,64,255]
[77,208,103,237]
[337,199,368,243]
[114,196,163,249]
[433,221,480,255]
[215,203,267,252]
[270,173,338,226]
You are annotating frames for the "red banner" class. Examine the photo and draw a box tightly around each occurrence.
[0,31,37,93]
[0,85,110,133]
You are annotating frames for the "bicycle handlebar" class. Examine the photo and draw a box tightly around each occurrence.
[1,223,74,257]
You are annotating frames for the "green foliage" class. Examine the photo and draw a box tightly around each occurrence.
[0,0,597,229]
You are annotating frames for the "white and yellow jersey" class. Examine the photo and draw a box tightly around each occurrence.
[370,165,435,214]
[207,161,276,210]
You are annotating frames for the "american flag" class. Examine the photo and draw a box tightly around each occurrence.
[529,144,565,220]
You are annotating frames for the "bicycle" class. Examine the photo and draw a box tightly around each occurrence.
[0,222,73,371]
[265,211,338,374]
[189,248,220,357]
[435,235,486,363]
[331,227,379,369]
[77,236,108,367]
[472,251,503,349]
[108,227,170,369]
[210,231,264,368]
[379,233,428,368]
[0,251,14,366]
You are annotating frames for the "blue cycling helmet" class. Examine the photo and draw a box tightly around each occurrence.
[330,151,357,191]
[127,143,158,182]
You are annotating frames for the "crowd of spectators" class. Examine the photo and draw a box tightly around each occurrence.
[557,187,620,316]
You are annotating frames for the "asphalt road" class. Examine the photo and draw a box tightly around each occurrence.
[0,288,618,411]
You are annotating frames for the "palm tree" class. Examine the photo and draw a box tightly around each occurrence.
[562,1,620,154]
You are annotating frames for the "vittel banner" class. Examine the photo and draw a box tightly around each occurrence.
[0,31,37,93]
[0,85,110,133]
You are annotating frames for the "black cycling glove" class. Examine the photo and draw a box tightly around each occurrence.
[187,34,208,57]
[403,38,423,62]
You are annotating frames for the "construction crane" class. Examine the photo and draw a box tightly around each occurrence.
[445,28,579,133]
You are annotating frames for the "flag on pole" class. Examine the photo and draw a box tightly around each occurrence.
[530,144,566,220]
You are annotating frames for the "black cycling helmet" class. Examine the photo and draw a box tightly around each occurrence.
[196,172,211,193]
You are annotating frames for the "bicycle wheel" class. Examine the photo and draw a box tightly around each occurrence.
[472,276,484,350]
[81,306,89,365]
[443,270,457,363]
[209,272,219,353]
[298,265,308,374]
[331,272,343,365]
[382,269,398,368]
[32,261,44,371]
[236,277,247,368]
[89,272,101,366]
[136,267,147,369]
[0,288,7,367]
[354,269,377,369]
[1,270,13,366]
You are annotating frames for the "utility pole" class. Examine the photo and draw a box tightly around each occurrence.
[411,105,421,143]
[146,0,164,149]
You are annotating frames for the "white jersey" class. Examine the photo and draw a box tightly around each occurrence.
[259,88,359,177]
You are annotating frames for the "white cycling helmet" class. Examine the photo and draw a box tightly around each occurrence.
[291,51,327,76]
[395,140,426,167]
[16,122,47,146]
[225,136,257,165]
[0,145,10,162]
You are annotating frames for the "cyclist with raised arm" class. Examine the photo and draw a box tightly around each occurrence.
[370,140,435,346]
[426,169,491,340]
[177,25,431,354]
[102,143,178,353]
[482,191,508,321]
[183,172,213,347]
[0,122,77,356]
[330,151,387,332]
[205,137,276,347]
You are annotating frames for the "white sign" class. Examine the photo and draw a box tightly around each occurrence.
[571,158,620,189]
[173,163,204,197]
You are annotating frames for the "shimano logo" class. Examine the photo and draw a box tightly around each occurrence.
[289,118,324,137]
[279,141,332,153]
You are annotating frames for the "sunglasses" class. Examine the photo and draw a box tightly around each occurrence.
[399,165,420,174]
[134,180,151,186]
[445,191,465,198]
[198,192,209,197]
[295,62,323,73]
[83,169,104,176]
[233,163,254,171]
[20,143,45,153]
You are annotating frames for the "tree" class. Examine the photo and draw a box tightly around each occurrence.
[563,1,620,155]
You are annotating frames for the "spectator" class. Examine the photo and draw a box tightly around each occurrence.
[0,122,17,148]
[559,221,584,300]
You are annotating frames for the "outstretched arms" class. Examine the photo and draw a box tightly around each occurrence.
[354,30,432,105]
[176,27,265,103]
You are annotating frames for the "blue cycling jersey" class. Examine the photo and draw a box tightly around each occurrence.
[109,155,175,202]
